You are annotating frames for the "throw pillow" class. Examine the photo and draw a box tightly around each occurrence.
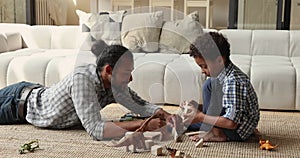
[159,11,203,54]
[76,9,126,51]
[5,32,23,51]
[121,11,163,53]
[0,33,8,53]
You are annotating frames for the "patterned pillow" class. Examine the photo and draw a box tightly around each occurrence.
[76,10,126,51]
[121,11,163,53]
[159,11,203,54]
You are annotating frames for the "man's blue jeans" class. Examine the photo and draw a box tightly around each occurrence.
[0,81,35,124]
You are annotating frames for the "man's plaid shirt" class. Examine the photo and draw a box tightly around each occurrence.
[26,64,160,140]
[217,62,260,140]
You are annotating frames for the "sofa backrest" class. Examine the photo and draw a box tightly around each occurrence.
[2,23,300,58]
[50,26,82,49]
[220,29,294,57]
[220,29,252,55]
[0,23,82,50]
[252,30,290,56]
[23,25,52,49]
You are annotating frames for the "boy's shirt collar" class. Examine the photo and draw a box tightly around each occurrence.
[216,62,233,83]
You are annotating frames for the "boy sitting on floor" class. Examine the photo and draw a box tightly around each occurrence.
[183,32,260,142]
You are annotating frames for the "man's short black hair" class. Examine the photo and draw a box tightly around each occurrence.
[96,45,133,72]
[189,32,231,66]
[91,40,108,57]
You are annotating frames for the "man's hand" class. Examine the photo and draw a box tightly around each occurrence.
[143,117,166,131]
[153,108,171,120]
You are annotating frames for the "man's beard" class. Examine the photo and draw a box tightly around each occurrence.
[111,82,128,92]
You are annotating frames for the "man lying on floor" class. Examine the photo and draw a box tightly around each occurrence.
[0,41,173,141]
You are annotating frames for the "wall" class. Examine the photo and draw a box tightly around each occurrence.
[243,0,277,30]
[66,0,229,29]
[0,0,26,23]
[213,0,229,29]
[291,0,300,30]
[66,0,90,25]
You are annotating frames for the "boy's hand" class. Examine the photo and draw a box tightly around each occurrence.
[180,100,202,125]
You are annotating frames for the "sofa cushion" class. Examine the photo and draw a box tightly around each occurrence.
[0,33,8,53]
[251,30,289,56]
[230,54,252,76]
[159,11,203,54]
[76,10,126,50]
[251,56,295,110]
[129,53,180,103]
[121,11,163,53]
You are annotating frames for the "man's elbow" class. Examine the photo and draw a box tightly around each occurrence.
[88,127,104,141]
[92,135,103,141]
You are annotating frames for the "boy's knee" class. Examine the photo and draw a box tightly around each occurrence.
[202,78,212,93]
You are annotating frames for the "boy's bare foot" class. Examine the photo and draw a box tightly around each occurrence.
[189,135,201,142]
[253,128,261,137]
[203,135,227,142]
[188,129,227,142]
[202,128,227,142]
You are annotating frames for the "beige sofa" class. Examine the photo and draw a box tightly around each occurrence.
[1,17,300,111]
[220,29,300,111]
[0,22,206,106]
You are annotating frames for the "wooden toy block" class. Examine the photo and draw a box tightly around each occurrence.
[151,145,163,156]
[185,131,201,136]
[175,151,184,158]
[144,131,162,141]
[125,131,134,136]
[172,128,183,142]
[125,145,130,152]
[195,138,204,148]
[145,140,154,150]
[175,134,183,142]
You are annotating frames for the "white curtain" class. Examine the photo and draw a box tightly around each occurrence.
[48,0,68,25]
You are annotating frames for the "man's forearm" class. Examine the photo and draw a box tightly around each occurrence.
[102,120,144,139]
